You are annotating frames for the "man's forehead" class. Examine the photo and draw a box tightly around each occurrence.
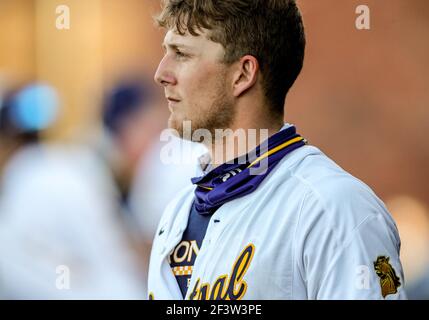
[163,29,208,48]
[162,29,225,60]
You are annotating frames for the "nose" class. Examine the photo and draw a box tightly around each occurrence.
[154,56,177,87]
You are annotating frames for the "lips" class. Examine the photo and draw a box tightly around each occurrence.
[166,96,181,103]
[166,96,180,111]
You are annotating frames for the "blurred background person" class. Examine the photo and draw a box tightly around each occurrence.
[129,134,206,243]
[0,83,146,299]
[98,76,206,288]
[0,78,204,299]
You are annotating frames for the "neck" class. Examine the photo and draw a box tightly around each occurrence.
[205,110,284,169]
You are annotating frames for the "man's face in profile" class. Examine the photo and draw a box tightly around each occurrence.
[154,29,235,140]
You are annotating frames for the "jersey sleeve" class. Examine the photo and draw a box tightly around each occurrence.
[296,183,407,300]
[316,215,406,299]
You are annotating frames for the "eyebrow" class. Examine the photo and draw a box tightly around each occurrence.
[162,42,191,51]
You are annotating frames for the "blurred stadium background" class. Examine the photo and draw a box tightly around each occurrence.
[0,0,428,299]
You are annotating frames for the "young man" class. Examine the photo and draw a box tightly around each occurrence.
[148,0,406,300]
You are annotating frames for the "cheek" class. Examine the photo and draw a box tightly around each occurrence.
[180,71,205,96]
[179,62,224,98]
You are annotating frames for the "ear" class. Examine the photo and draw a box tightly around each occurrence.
[232,55,259,97]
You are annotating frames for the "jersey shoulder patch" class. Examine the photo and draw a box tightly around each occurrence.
[373,256,401,298]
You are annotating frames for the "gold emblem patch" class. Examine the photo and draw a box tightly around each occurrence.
[373,256,401,298]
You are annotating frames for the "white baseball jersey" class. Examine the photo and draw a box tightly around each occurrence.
[148,145,407,300]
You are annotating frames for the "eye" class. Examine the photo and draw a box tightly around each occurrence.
[175,50,187,59]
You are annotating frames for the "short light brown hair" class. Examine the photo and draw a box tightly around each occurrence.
[156,0,306,115]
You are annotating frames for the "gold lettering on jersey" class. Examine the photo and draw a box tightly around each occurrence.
[188,240,199,261]
[210,275,228,300]
[174,242,189,263]
[188,244,255,300]
[170,240,200,264]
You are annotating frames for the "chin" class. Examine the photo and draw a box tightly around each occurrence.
[168,114,187,140]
